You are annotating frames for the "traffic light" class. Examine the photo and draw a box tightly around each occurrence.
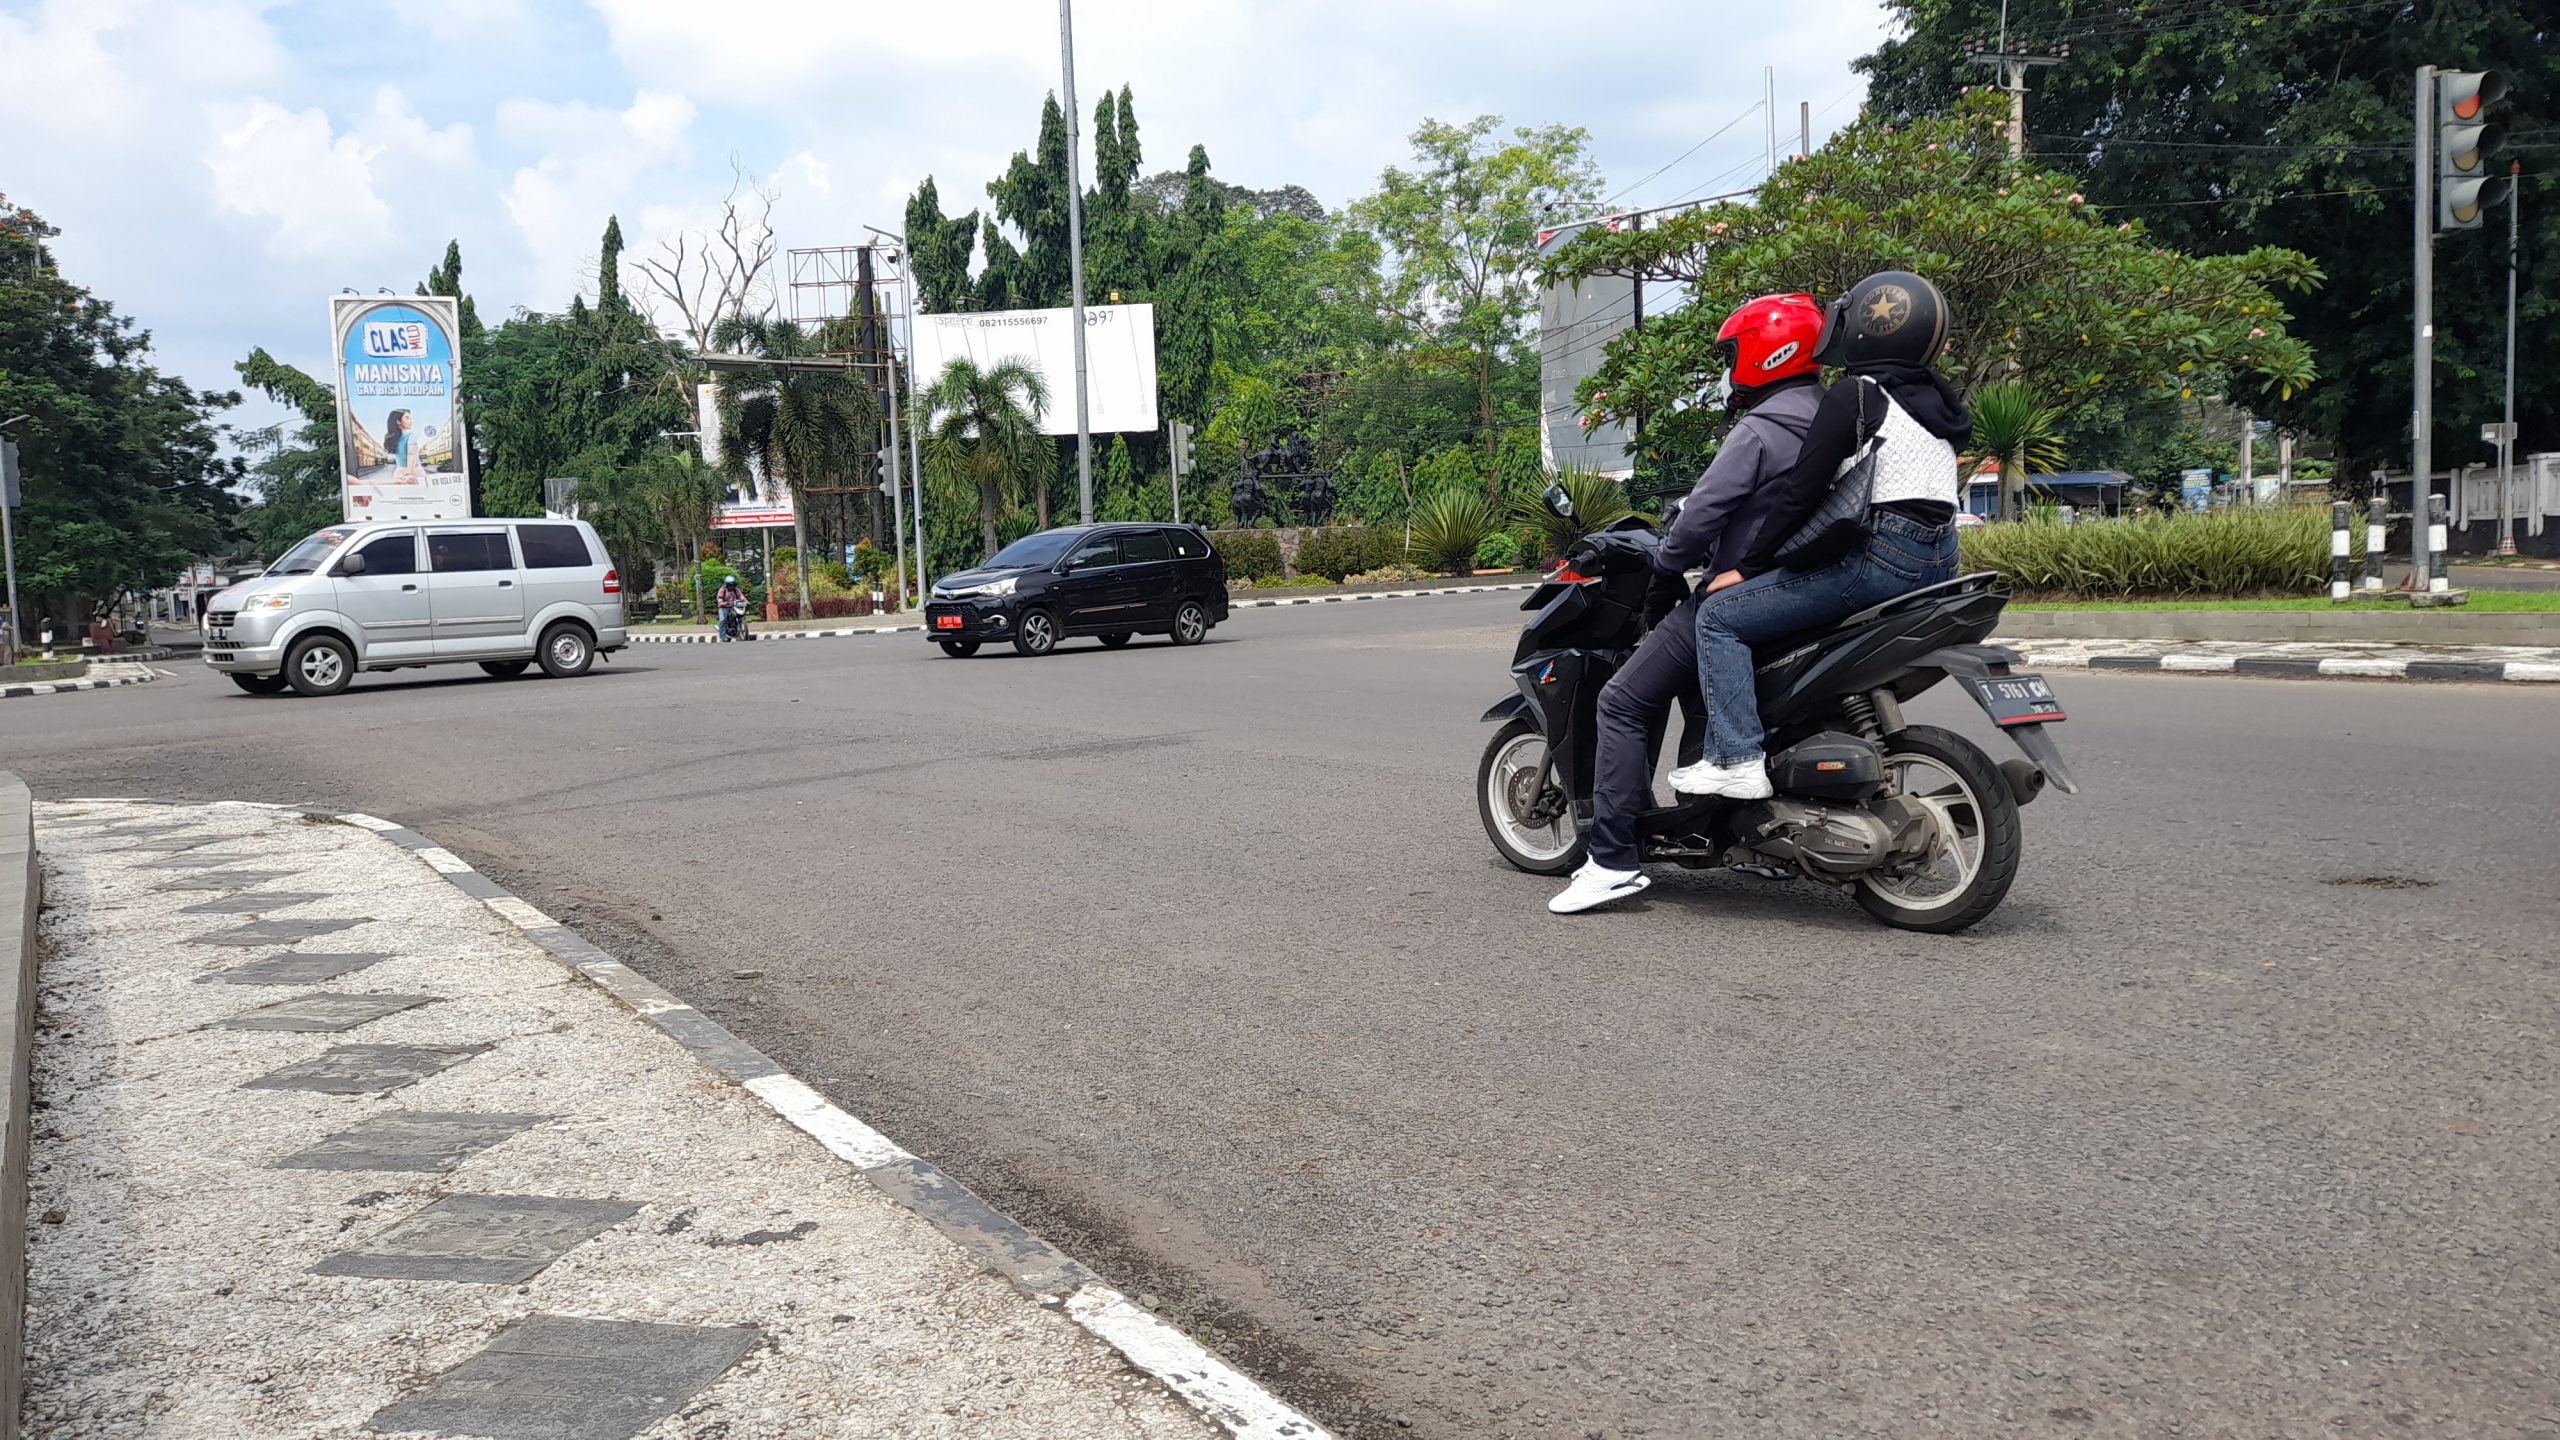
[2437,69,2510,232]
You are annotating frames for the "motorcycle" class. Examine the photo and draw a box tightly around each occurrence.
[1477,485,2077,933]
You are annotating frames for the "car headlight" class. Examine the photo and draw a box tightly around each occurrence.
[243,594,294,612]
[944,577,1016,599]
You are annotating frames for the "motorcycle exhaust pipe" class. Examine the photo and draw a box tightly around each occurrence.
[1998,758,2046,808]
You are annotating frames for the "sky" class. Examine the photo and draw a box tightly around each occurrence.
[0,0,1896,440]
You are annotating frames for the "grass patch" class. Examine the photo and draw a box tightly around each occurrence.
[2011,591,2560,613]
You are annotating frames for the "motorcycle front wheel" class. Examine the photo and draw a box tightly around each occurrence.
[1478,717,1586,876]
[1854,724,2022,934]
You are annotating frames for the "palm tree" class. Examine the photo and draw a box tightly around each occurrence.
[916,357,1051,560]
[1966,381,2067,522]
[709,314,870,615]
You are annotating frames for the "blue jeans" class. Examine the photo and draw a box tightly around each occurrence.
[1694,511,1959,765]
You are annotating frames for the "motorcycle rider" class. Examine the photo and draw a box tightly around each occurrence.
[1667,271,1969,801]
[1549,292,1828,915]
[716,575,747,642]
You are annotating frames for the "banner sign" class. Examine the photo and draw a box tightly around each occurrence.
[331,295,470,522]
[711,470,794,530]
[910,304,1159,436]
[2180,467,2212,513]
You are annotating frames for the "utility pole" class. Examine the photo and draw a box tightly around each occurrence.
[1764,67,1777,175]
[0,434,22,657]
[1963,33,2070,159]
[2498,158,2522,556]
[1059,0,1095,523]
[2238,411,2255,504]
[2412,65,2436,590]
[1799,100,1811,159]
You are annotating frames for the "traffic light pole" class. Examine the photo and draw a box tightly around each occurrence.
[1059,0,1095,525]
[2411,65,2435,592]
[2499,159,2521,557]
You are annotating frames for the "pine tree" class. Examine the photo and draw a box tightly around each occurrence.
[903,177,980,314]
[1098,435,1141,520]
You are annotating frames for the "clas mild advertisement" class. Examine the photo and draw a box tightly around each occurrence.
[330,295,470,521]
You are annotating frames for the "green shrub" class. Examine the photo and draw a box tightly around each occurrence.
[1209,530,1284,581]
[1411,489,1501,574]
[1292,526,1371,581]
[1961,506,2358,598]
[1474,530,1523,570]
[1362,525,1413,572]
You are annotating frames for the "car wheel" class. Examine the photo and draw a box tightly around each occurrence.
[1011,610,1058,657]
[282,635,354,697]
[537,623,594,678]
[229,672,290,695]
[479,660,530,679]
[1098,632,1133,649]
[939,640,981,658]
[1169,600,1209,646]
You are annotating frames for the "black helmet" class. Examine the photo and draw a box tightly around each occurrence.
[1813,270,1949,369]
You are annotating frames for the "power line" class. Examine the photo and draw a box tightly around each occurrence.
[1600,101,1766,210]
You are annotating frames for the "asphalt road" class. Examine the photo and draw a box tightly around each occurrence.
[10,595,2557,1438]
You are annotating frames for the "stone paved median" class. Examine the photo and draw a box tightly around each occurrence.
[23,800,1301,1439]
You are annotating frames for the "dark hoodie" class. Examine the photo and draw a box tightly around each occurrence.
[1718,360,1974,577]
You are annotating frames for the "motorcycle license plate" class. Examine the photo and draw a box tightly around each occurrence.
[935,615,964,630]
[1968,671,2065,726]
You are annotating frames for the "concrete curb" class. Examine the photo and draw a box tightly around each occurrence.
[1997,608,2560,646]
[623,582,1547,645]
[627,625,925,645]
[304,807,1327,1439]
[0,667,159,701]
[2023,651,2560,684]
[0,775,37,1440]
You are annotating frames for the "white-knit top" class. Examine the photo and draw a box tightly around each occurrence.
[1864,387,1961,508]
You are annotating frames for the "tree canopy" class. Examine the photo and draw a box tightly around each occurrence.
[1857,0,2557,474]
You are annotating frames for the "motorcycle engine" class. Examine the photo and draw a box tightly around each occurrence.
[1744,796,1932,880]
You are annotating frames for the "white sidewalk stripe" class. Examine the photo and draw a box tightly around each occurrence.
[2159,654,2237,672]
[2315,658,2410,678]
[743,1074,914,1170]
[485,895,557,930]
[415,846,474,874]
[1066,1285,1332,1438]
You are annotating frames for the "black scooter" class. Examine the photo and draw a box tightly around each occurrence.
[1477,486,2077,933]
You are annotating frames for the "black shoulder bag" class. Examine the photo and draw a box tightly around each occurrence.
[1771,378,1885,571]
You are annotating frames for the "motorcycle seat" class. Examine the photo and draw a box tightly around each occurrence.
[1751,572,2007,666]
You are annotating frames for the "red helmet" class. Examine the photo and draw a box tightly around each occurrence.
[1712,293,1824,406]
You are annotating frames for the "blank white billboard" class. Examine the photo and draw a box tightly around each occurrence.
[910,304,1159,436]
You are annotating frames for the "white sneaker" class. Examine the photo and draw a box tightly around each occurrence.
[1548,861,1651,914]
[1667,754,1774,799]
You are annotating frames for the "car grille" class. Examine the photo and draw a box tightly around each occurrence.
[207,610,236,628]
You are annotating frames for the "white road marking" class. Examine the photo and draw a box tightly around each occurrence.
[416,846,474,874]
[1065,1284,1333,1439]
[743,1074,913,1170]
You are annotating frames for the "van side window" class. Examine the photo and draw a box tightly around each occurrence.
[428,531,515,573]
[517,524,592,569]
[349,532,418,576]
[1067,535,1120,570]
[1120,530,1171,564]
[1169,532,1202,558]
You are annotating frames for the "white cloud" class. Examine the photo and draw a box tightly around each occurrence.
[201,88,475,262]
[501,91,699,301]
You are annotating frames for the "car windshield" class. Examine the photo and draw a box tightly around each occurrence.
[985,531,1082,569]
[268,527,358,576]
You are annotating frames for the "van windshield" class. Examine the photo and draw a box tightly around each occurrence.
[986,531,1082,569]
[268,527,358,576]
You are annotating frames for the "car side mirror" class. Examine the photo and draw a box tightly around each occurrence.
[335,552,369,577]
[1543,482,1574,520]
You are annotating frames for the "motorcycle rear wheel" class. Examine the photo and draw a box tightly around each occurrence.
[1479,717,1585,876]
[1853,724,2021,934]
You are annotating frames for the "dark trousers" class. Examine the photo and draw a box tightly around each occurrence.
[1587,595,1708,871]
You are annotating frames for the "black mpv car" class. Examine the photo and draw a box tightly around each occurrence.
[925,524,1230,657]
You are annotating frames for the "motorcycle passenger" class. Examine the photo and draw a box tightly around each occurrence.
[716,575,747,642]
[1548,293,1828,916]
[1666,271,1970,801]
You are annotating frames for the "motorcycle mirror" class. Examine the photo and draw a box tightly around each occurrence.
[1543,483,1575,520]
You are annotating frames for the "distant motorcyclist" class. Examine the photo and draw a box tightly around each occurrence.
[1548,292,1828,915]
[716,575,747,642]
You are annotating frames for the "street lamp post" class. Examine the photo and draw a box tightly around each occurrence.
[0,414,29,660]
[1059,0,1094,523]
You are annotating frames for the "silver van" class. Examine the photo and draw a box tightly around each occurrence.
[203,518,627,696]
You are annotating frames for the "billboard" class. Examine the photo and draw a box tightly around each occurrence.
[331,295,470,521]
[910,304,1158,436]
[1536,221,1638,479]
[711,474,794,530]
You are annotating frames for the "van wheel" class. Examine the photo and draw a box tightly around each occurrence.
[1098,632,1133,649]
[1169,600,1209,646]
[479,660,530,679]
[939,640,980,658]
[229,672,290,695]
[283,635,354,696]
[1011,610,1058,656]
[538,623,594,678]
